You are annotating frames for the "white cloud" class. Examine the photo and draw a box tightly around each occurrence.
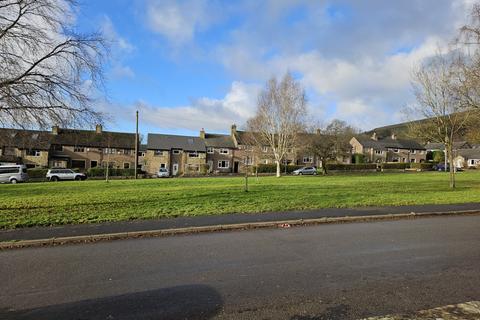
[146,0,212,45]
[100,16,135,79]
[135,81,260,132]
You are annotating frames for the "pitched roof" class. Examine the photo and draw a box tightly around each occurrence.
[204,133,236,148]
[52,129,136,149]
[147,134,206,152]
[0,127,136,150]
[457,148,480,159]
[0,128,52,149]
[425,141,471,150]
[354,135,425,150]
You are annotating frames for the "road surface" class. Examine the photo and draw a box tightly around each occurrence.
[1,215,480,319]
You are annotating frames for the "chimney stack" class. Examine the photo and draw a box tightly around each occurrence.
[231,124,237,137]
[200,128,205,139]
[371,132,377,141]
[391,133,397,140]
[95,124,102,134]
[52,125,59,135]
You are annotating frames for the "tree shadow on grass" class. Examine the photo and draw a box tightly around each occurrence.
[1,284,223,320]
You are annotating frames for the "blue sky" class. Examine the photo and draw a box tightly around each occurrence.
[74,0,473,137]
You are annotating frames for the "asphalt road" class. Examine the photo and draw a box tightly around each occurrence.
[1,215,480,319]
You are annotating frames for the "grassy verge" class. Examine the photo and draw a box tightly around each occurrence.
[1,171,480,229]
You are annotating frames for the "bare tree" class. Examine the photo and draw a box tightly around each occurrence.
[408,54,473,188]
[0,0,106,129]
[304,119,357,174]
[247,72,307,177]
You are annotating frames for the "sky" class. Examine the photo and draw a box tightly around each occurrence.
[74,0,475,137]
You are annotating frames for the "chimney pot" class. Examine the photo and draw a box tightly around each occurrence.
[95,124,102,134]
[231,124,237,137]
[52,126,59,135]
[200,128,205,139]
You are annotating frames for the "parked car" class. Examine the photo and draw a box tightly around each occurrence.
[433,163,463,172]
[46,169,87,181]
[156,167,170,178]
[0,165,28,184]
[293,166,318,175]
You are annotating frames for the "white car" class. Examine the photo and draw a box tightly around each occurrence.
[0,165,28,183]
[157,168,170,178]
[46,169,87,181]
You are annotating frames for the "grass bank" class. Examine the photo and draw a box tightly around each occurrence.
[1,171,480,229]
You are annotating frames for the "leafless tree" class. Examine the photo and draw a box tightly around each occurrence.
[247,72,307,177]
[408,53,474,188]
[303,119,357,174]
[0,0,107,130]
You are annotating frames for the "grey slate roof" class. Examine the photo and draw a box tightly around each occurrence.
[354,135,425,150]
[0,127,136,150]
[457,148,480,159]
[425,141,471,150]
[204,133,236,148]
[147,133,206,152]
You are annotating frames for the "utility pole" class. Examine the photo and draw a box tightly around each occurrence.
[134,110,139,179]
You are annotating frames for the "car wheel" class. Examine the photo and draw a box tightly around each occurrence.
[313,172,317,175]
[75,176,81,181]
[51,176,59,182]
[10,178,17,184]
[299,172,303,175]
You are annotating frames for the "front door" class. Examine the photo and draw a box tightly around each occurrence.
[233,161,239,173]
[173,163,179,176]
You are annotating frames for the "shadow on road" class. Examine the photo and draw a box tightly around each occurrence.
[1,284,223,320]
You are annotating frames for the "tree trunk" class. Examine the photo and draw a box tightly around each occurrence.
[447,143,455,189]
[275,160,281,177]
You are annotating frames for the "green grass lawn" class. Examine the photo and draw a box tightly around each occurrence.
[1,171,480,229]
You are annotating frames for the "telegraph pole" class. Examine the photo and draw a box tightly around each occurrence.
[134,110,139,179]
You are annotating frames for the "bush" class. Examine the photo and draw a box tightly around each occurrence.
[27,168,48,178]
[256,164,304,173]
[325,163,377,171]
[87,167,135,177]
[410,163,433,170]
[381,162,409,170]
[351,153,365,164]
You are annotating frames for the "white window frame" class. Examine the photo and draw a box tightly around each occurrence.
[218,160,229,168]
[154,150,164,156]
[123,162,130,169]
[303,156,313,163]
[411,149,416,154]
[375,150,383,155]
[207,147,214,154]
[74,146,85,153]
[220,148,229,155]
[189,151,199,158]
[262,146,268,153]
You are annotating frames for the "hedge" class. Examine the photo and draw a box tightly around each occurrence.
[256,164,304,173]
[380,163,409,170]
[87,167,136,177]
[351,153,365,164]
[325,163,377,171]
[410,163,434,170]
[26,168,48,178]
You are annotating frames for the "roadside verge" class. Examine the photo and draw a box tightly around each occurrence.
[1,208,479,250]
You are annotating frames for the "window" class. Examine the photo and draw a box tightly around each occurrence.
[375,150,383,155]
[123,162,130,169]
[303,156,313,163]
[104,148,116,154]
[244,157,253,165]
[207,147,214,154]
[154,150,164,156]
[160,163,166,168]
[392,158,399,162]
[189,151,199,157]
[172,149,181,154]
[71,159,86,169]
[52,160,65,168]
[74,146,85,153]
[392,149,399,153]
[26,149,41,157]
[411,150,416,154]
[410,159,416,163]
[0,167,21,174]
[262,159,269,164]
[262,146,268,153]
[90,160,98,168]
[220,148,229,155]
[187,164,200,172]
[218,160,229,168]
